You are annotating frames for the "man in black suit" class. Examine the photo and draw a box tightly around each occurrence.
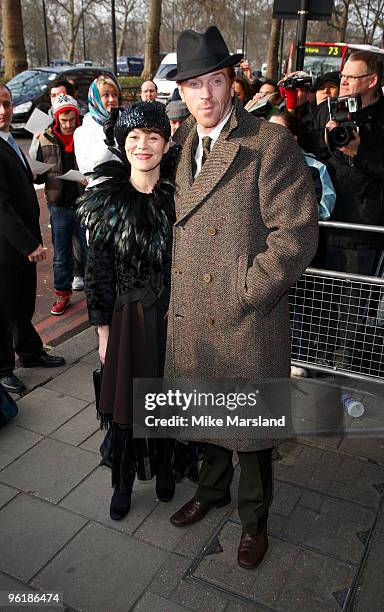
[0,84,65,393]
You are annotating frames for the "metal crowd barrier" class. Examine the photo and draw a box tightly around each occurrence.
[289,221,384,384]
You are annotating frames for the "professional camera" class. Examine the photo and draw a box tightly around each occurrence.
[281,74,313,90]
[327,94,362,148]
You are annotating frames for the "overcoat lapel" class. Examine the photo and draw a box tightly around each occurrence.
[175,107,241,224]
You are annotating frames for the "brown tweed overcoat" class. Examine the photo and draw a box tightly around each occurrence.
[165,100,319,451]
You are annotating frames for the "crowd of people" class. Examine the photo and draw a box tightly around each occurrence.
[0,24,383,570]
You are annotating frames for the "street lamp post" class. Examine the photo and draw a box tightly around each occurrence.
[296,0,309,70]
[42,0,50,66]
[81,0,86,61]
[111,0,117,74]
[241,0,247,55]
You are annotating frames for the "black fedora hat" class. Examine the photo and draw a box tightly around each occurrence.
[167,26,243,81]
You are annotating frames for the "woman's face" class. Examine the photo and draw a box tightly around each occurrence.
[100,83,119,112]
[125,129,169,173]
[234,81,246,101]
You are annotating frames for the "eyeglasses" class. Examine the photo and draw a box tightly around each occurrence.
[340,73,373,82]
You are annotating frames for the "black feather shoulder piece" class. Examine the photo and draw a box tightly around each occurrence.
[77,151,179,265]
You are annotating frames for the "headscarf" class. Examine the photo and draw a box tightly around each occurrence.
[88,78,111,126]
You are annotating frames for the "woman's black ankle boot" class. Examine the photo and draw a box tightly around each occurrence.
[110,488,132,520]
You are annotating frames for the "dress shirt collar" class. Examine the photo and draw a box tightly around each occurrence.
[0,130,10,142]
[196,106,233,147]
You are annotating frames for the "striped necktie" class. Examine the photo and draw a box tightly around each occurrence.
[201,136,212,166]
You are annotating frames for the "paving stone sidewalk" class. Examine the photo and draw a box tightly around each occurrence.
[0,328,384,612]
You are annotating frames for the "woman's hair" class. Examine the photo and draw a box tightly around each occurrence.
[234,76,253,104]
[95,74,120,96]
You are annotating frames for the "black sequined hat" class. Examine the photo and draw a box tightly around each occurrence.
[114,101,171,149]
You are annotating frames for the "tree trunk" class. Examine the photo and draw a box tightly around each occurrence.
[68,0,76,62]
[266,18,281,80]
[2,0,28,79]
[336,0,350,41]
[142,0,162,79]
[117,8,129,56]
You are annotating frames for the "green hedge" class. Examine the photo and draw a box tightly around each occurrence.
[118,76,144,88]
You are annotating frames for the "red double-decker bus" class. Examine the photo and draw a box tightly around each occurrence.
[286,41,384,77]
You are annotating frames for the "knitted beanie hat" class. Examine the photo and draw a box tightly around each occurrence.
[52,93,80,118]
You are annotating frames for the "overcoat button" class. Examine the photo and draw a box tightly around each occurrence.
[207,317,214,325]
[207,227,217,236]
[203,273,212,283]
[173,268,181,275]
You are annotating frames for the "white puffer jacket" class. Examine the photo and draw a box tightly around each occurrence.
[74,113,120,176]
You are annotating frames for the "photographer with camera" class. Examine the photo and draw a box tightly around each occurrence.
[278,71,314,151]
[313,52,384,369]
[319,51,384,275]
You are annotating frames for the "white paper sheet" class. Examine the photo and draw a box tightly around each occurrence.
[27,158,55,175]
[24,108,52,135]
[57,170,86,182]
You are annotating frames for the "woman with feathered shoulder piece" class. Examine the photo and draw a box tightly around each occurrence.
[78,101,180,520]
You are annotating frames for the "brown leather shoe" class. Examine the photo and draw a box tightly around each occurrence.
[237,527,268,569]
[170,496,230,528]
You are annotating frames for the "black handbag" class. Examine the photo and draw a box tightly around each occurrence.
[0,383,18,427]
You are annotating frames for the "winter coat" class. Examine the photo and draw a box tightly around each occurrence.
[0,137,42,267]
[35,128,83,206]
[164,99,319,451]
[74,113,120,177]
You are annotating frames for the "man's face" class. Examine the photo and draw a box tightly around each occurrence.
[170,119,183,136]
[50,85,67,105]
[315,81,339,105]
[340,59,377,105]
[178,69,233,135]
[58,110,77,135]
[141,81,157,101]
[0,87,13,132]
[259,83,276,98]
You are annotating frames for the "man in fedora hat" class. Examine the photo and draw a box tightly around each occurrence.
[165,26,318,569]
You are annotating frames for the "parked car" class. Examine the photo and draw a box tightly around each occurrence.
[7,65,117,132]
[153,53,177,103]
[117,56,144,76]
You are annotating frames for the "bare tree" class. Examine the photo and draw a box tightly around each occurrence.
[2,0,28,78]
[350,0,384,44]
[116,0,137,56]
[327,0,351,41]
[142,0,162,79]
[50,0,96,62]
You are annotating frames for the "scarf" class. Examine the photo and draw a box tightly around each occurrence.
[52,114,80,153]
[88,79,110,126]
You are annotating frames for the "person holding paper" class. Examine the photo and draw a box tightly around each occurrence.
[35,93,87,316]
[0,84,65,393]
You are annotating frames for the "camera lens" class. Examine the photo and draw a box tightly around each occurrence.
[328,126,352,148]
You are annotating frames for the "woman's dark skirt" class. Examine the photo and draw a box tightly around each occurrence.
[98,292,169,487]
